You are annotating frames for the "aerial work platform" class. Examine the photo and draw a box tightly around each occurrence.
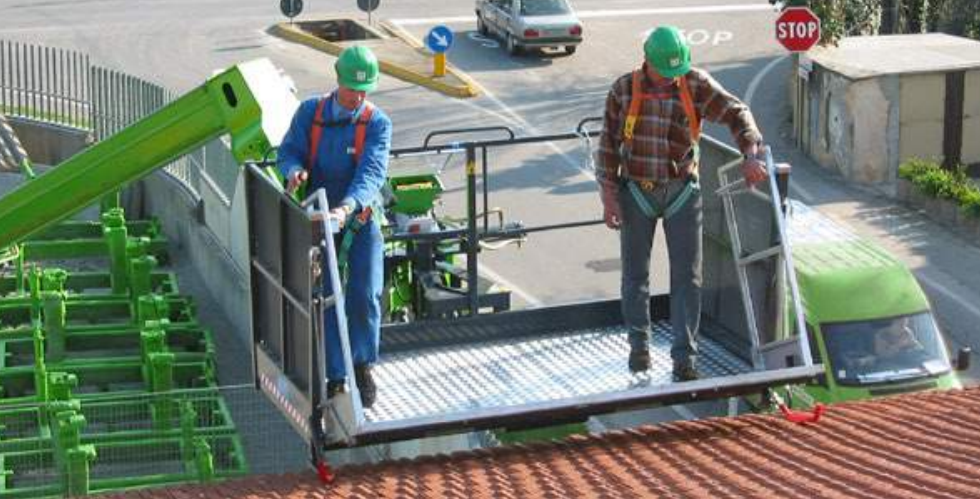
[359,301,814,446]
[246,130,822,455]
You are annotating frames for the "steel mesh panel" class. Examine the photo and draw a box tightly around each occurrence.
[367,320,751,423]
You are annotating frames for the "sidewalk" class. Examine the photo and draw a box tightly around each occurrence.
[759,57,980,383]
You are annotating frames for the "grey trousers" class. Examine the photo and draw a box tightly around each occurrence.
[619,179,703,368]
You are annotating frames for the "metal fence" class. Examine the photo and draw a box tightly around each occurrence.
[0,40,90,129]
[0,40,240,206]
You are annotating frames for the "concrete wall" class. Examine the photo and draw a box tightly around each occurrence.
[139,168,252,346]
[899,73,946,163]
[802,67,902,183]
[807,69,905,184]
[801,65,979,187]
[9,117,91,165]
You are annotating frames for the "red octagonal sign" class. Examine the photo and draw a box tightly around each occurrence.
[775,7,821,52]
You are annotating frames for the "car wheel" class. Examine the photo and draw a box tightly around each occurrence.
[565,45,577,55]
[477,15,488,36]
[506,34,522,55]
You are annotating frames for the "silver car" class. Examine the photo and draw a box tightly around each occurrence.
[475,0,583,55]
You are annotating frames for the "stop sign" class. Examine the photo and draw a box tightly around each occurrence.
[775,7,821,52]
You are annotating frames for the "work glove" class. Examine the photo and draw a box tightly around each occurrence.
[600,181,621,230]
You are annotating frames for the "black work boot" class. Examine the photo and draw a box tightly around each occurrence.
[629,346,651,372]
[326,379,346,399]
[672,363,699,382]
[354,364,377,409]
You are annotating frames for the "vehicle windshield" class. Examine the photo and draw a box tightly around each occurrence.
[519,0,571,16]
[823,312,951,385]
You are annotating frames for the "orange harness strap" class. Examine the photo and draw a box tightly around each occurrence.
[622,69,701,146]
[307,97,330,172]
[306,96,376,173]
[678,76,701,142]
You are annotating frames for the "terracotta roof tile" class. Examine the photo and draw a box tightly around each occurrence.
[100,387,980,499]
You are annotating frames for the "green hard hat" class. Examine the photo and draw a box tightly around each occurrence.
[644,26,691,78]
[335,45,379,92]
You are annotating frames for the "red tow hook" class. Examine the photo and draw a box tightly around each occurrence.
[770,389,826,424]
[316,460,336,484]
[778,402,826,424]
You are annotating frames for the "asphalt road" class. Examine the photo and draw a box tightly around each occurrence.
[2,0,979,389]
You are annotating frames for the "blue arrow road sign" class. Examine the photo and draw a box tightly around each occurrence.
[426,25,454,54]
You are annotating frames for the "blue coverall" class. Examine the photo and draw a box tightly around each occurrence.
[278,92,392,381]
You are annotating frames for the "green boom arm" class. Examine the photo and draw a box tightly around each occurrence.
[0,58,298,249]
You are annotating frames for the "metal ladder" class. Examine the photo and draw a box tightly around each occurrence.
[714,146,813,370]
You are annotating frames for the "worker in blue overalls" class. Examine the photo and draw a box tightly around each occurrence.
[277,46,392,409]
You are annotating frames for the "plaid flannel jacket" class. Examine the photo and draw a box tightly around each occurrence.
[597,66,762,188]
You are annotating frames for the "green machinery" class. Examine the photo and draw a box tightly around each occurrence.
[382,171,514,322]
[0,58,298,496]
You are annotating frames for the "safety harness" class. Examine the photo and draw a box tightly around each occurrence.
[621,69,702,220]
[306,95,379,279]
[307,94,375,172]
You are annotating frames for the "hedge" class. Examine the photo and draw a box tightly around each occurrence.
[899,159,980,218]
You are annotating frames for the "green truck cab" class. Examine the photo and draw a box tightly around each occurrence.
[783,202,966,406]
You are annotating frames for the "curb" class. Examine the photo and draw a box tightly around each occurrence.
[377,21,483,98]
[270,21,479,99]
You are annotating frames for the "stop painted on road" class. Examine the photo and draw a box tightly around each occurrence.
[640,29,733,46]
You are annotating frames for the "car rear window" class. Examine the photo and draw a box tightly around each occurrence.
[520,0,571,16]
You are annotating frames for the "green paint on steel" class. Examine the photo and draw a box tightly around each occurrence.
[0,58,297,250]
[28,219,160,241]
[103,209,130,294]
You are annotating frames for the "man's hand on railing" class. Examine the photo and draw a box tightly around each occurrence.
[286,169,308,194]
[741,145,768,187]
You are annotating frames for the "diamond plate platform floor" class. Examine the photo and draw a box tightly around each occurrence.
[367,320,752,423]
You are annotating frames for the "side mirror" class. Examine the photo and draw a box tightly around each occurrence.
[956,347,972,372]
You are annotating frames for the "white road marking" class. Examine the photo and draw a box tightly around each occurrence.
[392,16,474,26]
[918,274,980,320]
[392,3,775,26]
[639,28,735,46]
[467,32,499,48]
[744,54,788,108]
[577,4,775,19]
[479,263,545,308]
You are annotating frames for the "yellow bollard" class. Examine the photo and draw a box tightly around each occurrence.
[434,53,446,77]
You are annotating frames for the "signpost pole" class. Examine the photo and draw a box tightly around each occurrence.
[425,25,454,78]
[434,53,446,77]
